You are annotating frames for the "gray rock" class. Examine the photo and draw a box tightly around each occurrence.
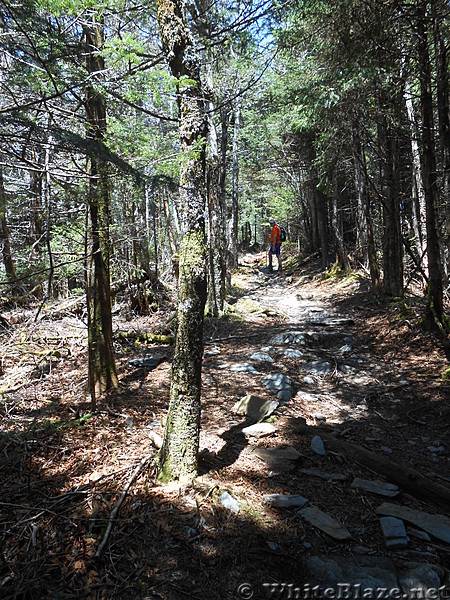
[303,376,315,385]
[305,555,398,589]
[350,478,400,498]
[230,362,260,374]
[262,373,292,391]
[263,493,308,509]
[427,445,445,454]
[376,502,450,544]
[270,333,290,344]
[299,506,352,540]
[277,348,304,359]
[241,423,277,438]
[129,354,165,368]
[298,468,349,482]
[380,516,408,549]
[304,360,333,375]
[233,394,279,423]
[270,331,309,346]
[398,565,442,598]
[340,344,353,354]
[352,546,371,555]
[310,435,326,456]
[339,364,353,373]
[314,413,327,422]
[250,352,273,363]
[277,389,292,403]
[318,317,354,327]
[219,492,240,513]
[407,528,431,542]
[380,446,393,455]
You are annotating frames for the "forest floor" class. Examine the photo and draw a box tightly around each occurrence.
[0,249,449,600]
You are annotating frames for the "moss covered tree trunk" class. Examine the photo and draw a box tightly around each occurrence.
[84,12,118,406]
[156,0,208,482]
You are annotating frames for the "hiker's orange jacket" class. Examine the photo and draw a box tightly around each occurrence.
[270,225,281,245]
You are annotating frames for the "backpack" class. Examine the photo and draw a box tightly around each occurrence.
[279,225,287,242]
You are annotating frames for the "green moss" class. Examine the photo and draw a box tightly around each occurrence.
[441,366,450,381]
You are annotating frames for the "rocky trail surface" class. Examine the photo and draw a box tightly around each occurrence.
[196,260,450,598]
[0,257,448,599]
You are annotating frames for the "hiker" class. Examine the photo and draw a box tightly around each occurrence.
[268,219,282,273]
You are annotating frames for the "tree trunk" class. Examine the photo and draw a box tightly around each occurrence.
[332,168,349,270]
[417,1,444,326]
[84,12,118,406]
[28,148,43,255]
[378,115,403,296]
[432,1,450,281]
[352,121,380,287]
[219,106,231,292]
[0,167,16,283]
[316,189,329,269]
[156,0,208,483]
[405,80,428,269]
[205,71,226,316]
[230,99,240,268]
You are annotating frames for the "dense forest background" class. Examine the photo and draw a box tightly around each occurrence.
[1,2,450,596]
[1,1,450,410]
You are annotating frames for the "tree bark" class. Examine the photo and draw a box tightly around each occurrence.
[378,113,403,296]
[352,121,380,287]
[156,0,208,482]
[417,1,444,326]
[219,106,231,292]
[405,80,428,268]
[84,12,118,406]
[0,166,16,283]
[230,98,240,268]
[205,71,226,316]
[432,1,450,281]
[332,167,349,270]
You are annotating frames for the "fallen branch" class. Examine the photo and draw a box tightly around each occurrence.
[95,454,154,557]
[287,418,450,510]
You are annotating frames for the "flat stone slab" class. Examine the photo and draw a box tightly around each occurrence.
[305,555,397,588]
[270,331,310,345]
[296,391,320,402]
[298,467,349,482]
[129,355,165,368]
[229,362,260,374]
[233,395,279,423]
[314,317,355,327]
[299,506,352,540]
[380,516,408,549]
[250,352,273,363]
[241,423,276,438]
[262,373,292,391]
[277,348,304,359]
[310,435,326,456]
[263,493,308,509]
[376,502,450,544]
[350,478,400,498]
[251,446,301,471]
[304,360,333,375]
[219,492,239,513]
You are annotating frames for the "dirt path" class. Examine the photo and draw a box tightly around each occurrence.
[0,259,449,599]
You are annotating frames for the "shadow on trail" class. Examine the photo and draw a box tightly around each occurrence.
[199,419,251,475]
